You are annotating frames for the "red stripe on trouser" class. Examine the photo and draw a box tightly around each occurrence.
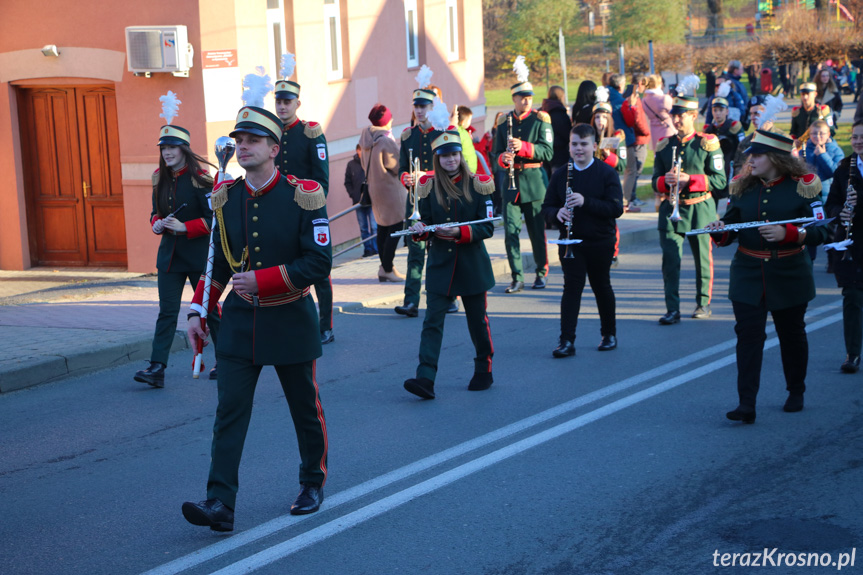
[312,361,328,485]
[482,292,493,373]
[707,240,714,303]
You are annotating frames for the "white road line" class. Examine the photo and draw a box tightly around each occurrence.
[211,311,843,575]
[140,302,840,575]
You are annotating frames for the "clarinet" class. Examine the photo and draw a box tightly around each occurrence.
[562,161,576,259]
[507,115,517,193]
[844,179,857,261]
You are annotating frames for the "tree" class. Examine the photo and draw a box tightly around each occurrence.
[501,0,580,83]
[610,0,687,45]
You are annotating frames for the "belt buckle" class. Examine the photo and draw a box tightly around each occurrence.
[769,249,778,261]
[252,294,260,307]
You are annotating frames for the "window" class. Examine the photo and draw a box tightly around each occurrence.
[324,0,343,81]
[266,0,287,81]
[405,0,419,68]
[445,0,459,62]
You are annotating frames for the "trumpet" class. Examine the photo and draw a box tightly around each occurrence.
[390,217,502,237]
[669,145,682,222]
[407,148,421,221]
[506,115,517,195]
[685,217,816,236]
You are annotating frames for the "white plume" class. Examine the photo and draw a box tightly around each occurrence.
[595,86,609,104]
[759,94,788,127]
[716,81,731,98]
[676,74,700,97]
[429,97,451,131]
[159,90,182,125]
[513,55,530,83]
[241,66,274,108]
[728,107,741,122]
[280,53,296,80]
[415,64,433,89]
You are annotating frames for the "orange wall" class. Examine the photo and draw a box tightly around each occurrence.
[0,0,485,271]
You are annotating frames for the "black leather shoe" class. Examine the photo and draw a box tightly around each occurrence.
[532,276,547,289]
[597,335,617,351]
[552,339,575,358]
[320,330,335,345]
[404,377,435,399]
[290,483,324,515]
[447,298,460,313]
[209,366,217,380]
[468,372,493,391]
[182,498,234,531]
[505,281,524,294]
[692,305,711,319]
[783,393,804,413]
[659,311,681,325]
[395,302,419,317]
[841,355,860,373]
[726,405,756,424]
[134,362,166,388]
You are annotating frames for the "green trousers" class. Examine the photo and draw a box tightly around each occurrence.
[503,199,548,282]
[207,355,328,510]
[417,291,493,382]
[659,229,713,312]
[152,270,219,365]
[403,237,426,307]
[843,286,863,356]
[315,276,333,333]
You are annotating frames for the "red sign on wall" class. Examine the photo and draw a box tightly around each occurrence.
[203,50,238,69]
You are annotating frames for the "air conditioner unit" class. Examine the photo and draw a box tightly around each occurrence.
[125,25,194,77]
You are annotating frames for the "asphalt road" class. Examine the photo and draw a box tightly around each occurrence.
[1,241,861,575]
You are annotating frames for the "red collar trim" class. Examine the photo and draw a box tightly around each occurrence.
[284,118,301,132]
[452,174,463,184]
[417,123,434,134]
[681,132,696,143]
[515,110,532,121]
[172,165,188,177]
[246,169,280,197]
[761,175,786,187]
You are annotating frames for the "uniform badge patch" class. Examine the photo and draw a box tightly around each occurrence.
[811,200,825,221]
[546,129,553,142]
[486,200,494,219]
[713,155,724,171]
[317,144,327,161]
[314,225,330,246]
[620,147,627,160]
[826,115,834,127]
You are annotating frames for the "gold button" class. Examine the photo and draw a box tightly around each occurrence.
[255,246,260,252]
[762,199,768,204]
[448,248,452,252]
[254,203,259,208]
[446,218,451,222]
[761,212,767,216]
[252,216,258,222]
[256,262,262,268]
[253,232,259,238]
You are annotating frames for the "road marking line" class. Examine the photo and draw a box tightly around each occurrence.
[140,302,840,575]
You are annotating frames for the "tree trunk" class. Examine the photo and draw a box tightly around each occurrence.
[705,0,724,41]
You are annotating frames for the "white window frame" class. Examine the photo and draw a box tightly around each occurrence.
[445,0,459,62]
[266,0,288,82]
[405,0,419,69]
[324,0,344,81]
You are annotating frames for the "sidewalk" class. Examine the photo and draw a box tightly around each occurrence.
[0,213,658,393]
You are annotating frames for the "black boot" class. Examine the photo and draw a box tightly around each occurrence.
[181,498,234,531]
[134,362,166,388]
[404,377,435,399]
[726,405,756,424]
[468,372,493,391]
[290,483,324,515]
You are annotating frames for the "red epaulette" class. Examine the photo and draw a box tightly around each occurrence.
[475,173,493,184]
[793,173,818,185]
[417,172,435,186]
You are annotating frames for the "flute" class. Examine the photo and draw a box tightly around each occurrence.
[685,217,817,236]
[390,217,502,237]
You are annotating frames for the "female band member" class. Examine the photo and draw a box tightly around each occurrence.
[403,131,496,399]
[134,125,220,388]
[706,130,827,423]
[541,123,624,358]
[590,102,627,175]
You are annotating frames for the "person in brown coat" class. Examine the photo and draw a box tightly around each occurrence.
[359,104,408,282]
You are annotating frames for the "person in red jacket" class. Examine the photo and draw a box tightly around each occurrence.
[621,73,651,209]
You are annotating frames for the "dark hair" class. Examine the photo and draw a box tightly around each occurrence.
[731,152,810,197]
[571,80,597,119]
[547,85,566,104]
[457,105,473,123]
[631,73,646,86]
[853,120,863,130]
[571,123,596,140]
[154,145,216,217]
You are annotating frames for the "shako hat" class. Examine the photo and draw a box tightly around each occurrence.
[230,106,284,142]
[670,95,699,115]
[511,55,533,97]
[800,82,818,93]
[157,90,190,146]
[431,130,462,155]
[711,97,729,108]
[744,129,794,155]
[275,53,300,100]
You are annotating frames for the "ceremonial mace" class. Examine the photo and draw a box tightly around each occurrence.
[193,136,235,378]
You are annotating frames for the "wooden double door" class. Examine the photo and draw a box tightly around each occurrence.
[18,86,127,267]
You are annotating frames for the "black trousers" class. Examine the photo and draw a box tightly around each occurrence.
[376,222,403,272]
[732,300,808,408]
[152,270,219,365]
[559,240,616,343]
[842,286,863,357]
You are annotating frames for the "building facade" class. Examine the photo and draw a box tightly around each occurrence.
[0,0,485,271]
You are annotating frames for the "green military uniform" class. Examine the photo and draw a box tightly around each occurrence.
[790,103,834,139]
[149,165,220,366]
[492,108,554,283]
[652,131,726,314]
[275,117,333,337]
[413,172,496,383]
[399,123,442,307]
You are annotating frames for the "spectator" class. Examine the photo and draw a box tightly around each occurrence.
[789,61,801,97]
[571,80,597,126]
[727,60,749,101]
[620,73,650,208]
[642,74,676,151]
[542,85,572,175]
[746,61,761,94]
[607,74,634,165]
[344,144,378,258]
[358,104,407,282]
[705,67,717,100]
[804,119,844,199]
[454,105,478,173]
[705,75,746,125]
[815,67,843,125]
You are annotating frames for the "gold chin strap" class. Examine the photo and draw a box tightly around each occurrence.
[215,206,248,274]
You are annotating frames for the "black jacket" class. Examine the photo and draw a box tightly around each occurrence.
[541,99,572,170]
[825,155,863,287]
[344,153,365,205]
